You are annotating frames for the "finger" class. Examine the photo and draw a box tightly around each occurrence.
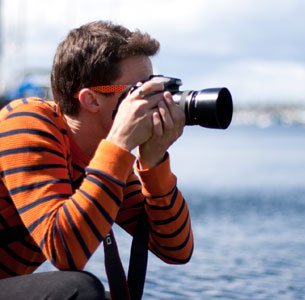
[133,82,144,96]
[133,86,144,98]
[131,82,164,107]
[163,91,185,126]
[132,82,163,98]
[158,99,174,130]
[141,81,164,95]
[152,110,163,137]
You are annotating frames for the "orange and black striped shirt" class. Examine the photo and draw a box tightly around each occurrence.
[0,98,193,279]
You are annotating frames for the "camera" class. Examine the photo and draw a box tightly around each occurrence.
[113,75,233,129]
[149,75,233,129]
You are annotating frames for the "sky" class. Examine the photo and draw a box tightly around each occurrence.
[0,0,305,106]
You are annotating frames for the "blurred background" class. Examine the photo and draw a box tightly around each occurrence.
[1,0,305,299]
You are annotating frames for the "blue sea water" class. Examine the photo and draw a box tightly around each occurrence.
[39,124,305,299]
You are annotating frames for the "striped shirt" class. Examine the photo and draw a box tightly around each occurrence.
[0,98,193,279]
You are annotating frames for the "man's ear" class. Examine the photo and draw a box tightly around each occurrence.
[78,88,100,113]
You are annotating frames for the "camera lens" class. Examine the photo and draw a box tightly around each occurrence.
[172,87,233,129]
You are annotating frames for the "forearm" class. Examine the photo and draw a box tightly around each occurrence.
[43,140,136,269]
[137,154,194,264]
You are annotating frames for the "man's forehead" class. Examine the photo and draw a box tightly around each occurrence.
[115,56,153,85]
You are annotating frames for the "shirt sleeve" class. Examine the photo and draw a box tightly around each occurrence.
[0,102,135,270]
[117,153,194,264]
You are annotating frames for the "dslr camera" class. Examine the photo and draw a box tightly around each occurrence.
[114,75,233,129]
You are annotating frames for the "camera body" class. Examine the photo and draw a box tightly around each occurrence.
[112,75,233,129]
[149,75,233,129]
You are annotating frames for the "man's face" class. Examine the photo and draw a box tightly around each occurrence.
[97,55,153,133]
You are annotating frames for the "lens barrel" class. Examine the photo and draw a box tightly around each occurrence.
[172,87,233,129]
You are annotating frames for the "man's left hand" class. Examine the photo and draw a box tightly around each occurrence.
[138,91,185,169]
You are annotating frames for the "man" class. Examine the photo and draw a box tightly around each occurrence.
[0,21,193,299]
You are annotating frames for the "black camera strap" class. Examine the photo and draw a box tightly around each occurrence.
[103,229,131,300]
[127,213,149,300]
[104,213,149,300]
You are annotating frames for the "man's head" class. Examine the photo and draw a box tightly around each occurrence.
[51,20,160,116]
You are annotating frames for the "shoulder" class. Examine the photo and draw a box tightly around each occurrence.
[0,98,58,118]
[0,98,67,129]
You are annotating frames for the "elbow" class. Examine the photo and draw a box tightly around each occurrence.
[178,247,193,265]
[150,239,194,265]
[166,244,194,265]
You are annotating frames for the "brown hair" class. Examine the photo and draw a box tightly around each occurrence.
[51,21,160,115]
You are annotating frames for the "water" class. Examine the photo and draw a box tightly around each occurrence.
[39,125,305,299]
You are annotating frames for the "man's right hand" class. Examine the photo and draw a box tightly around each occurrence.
[106,81,164,151]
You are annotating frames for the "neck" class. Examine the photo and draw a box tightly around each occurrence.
[65,113,103,158]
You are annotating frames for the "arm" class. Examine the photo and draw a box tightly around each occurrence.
[0,101,135,270]
[138,154,194,264]
[116,156,193,264]
[137,84,193,262]
[114,84,193,263]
